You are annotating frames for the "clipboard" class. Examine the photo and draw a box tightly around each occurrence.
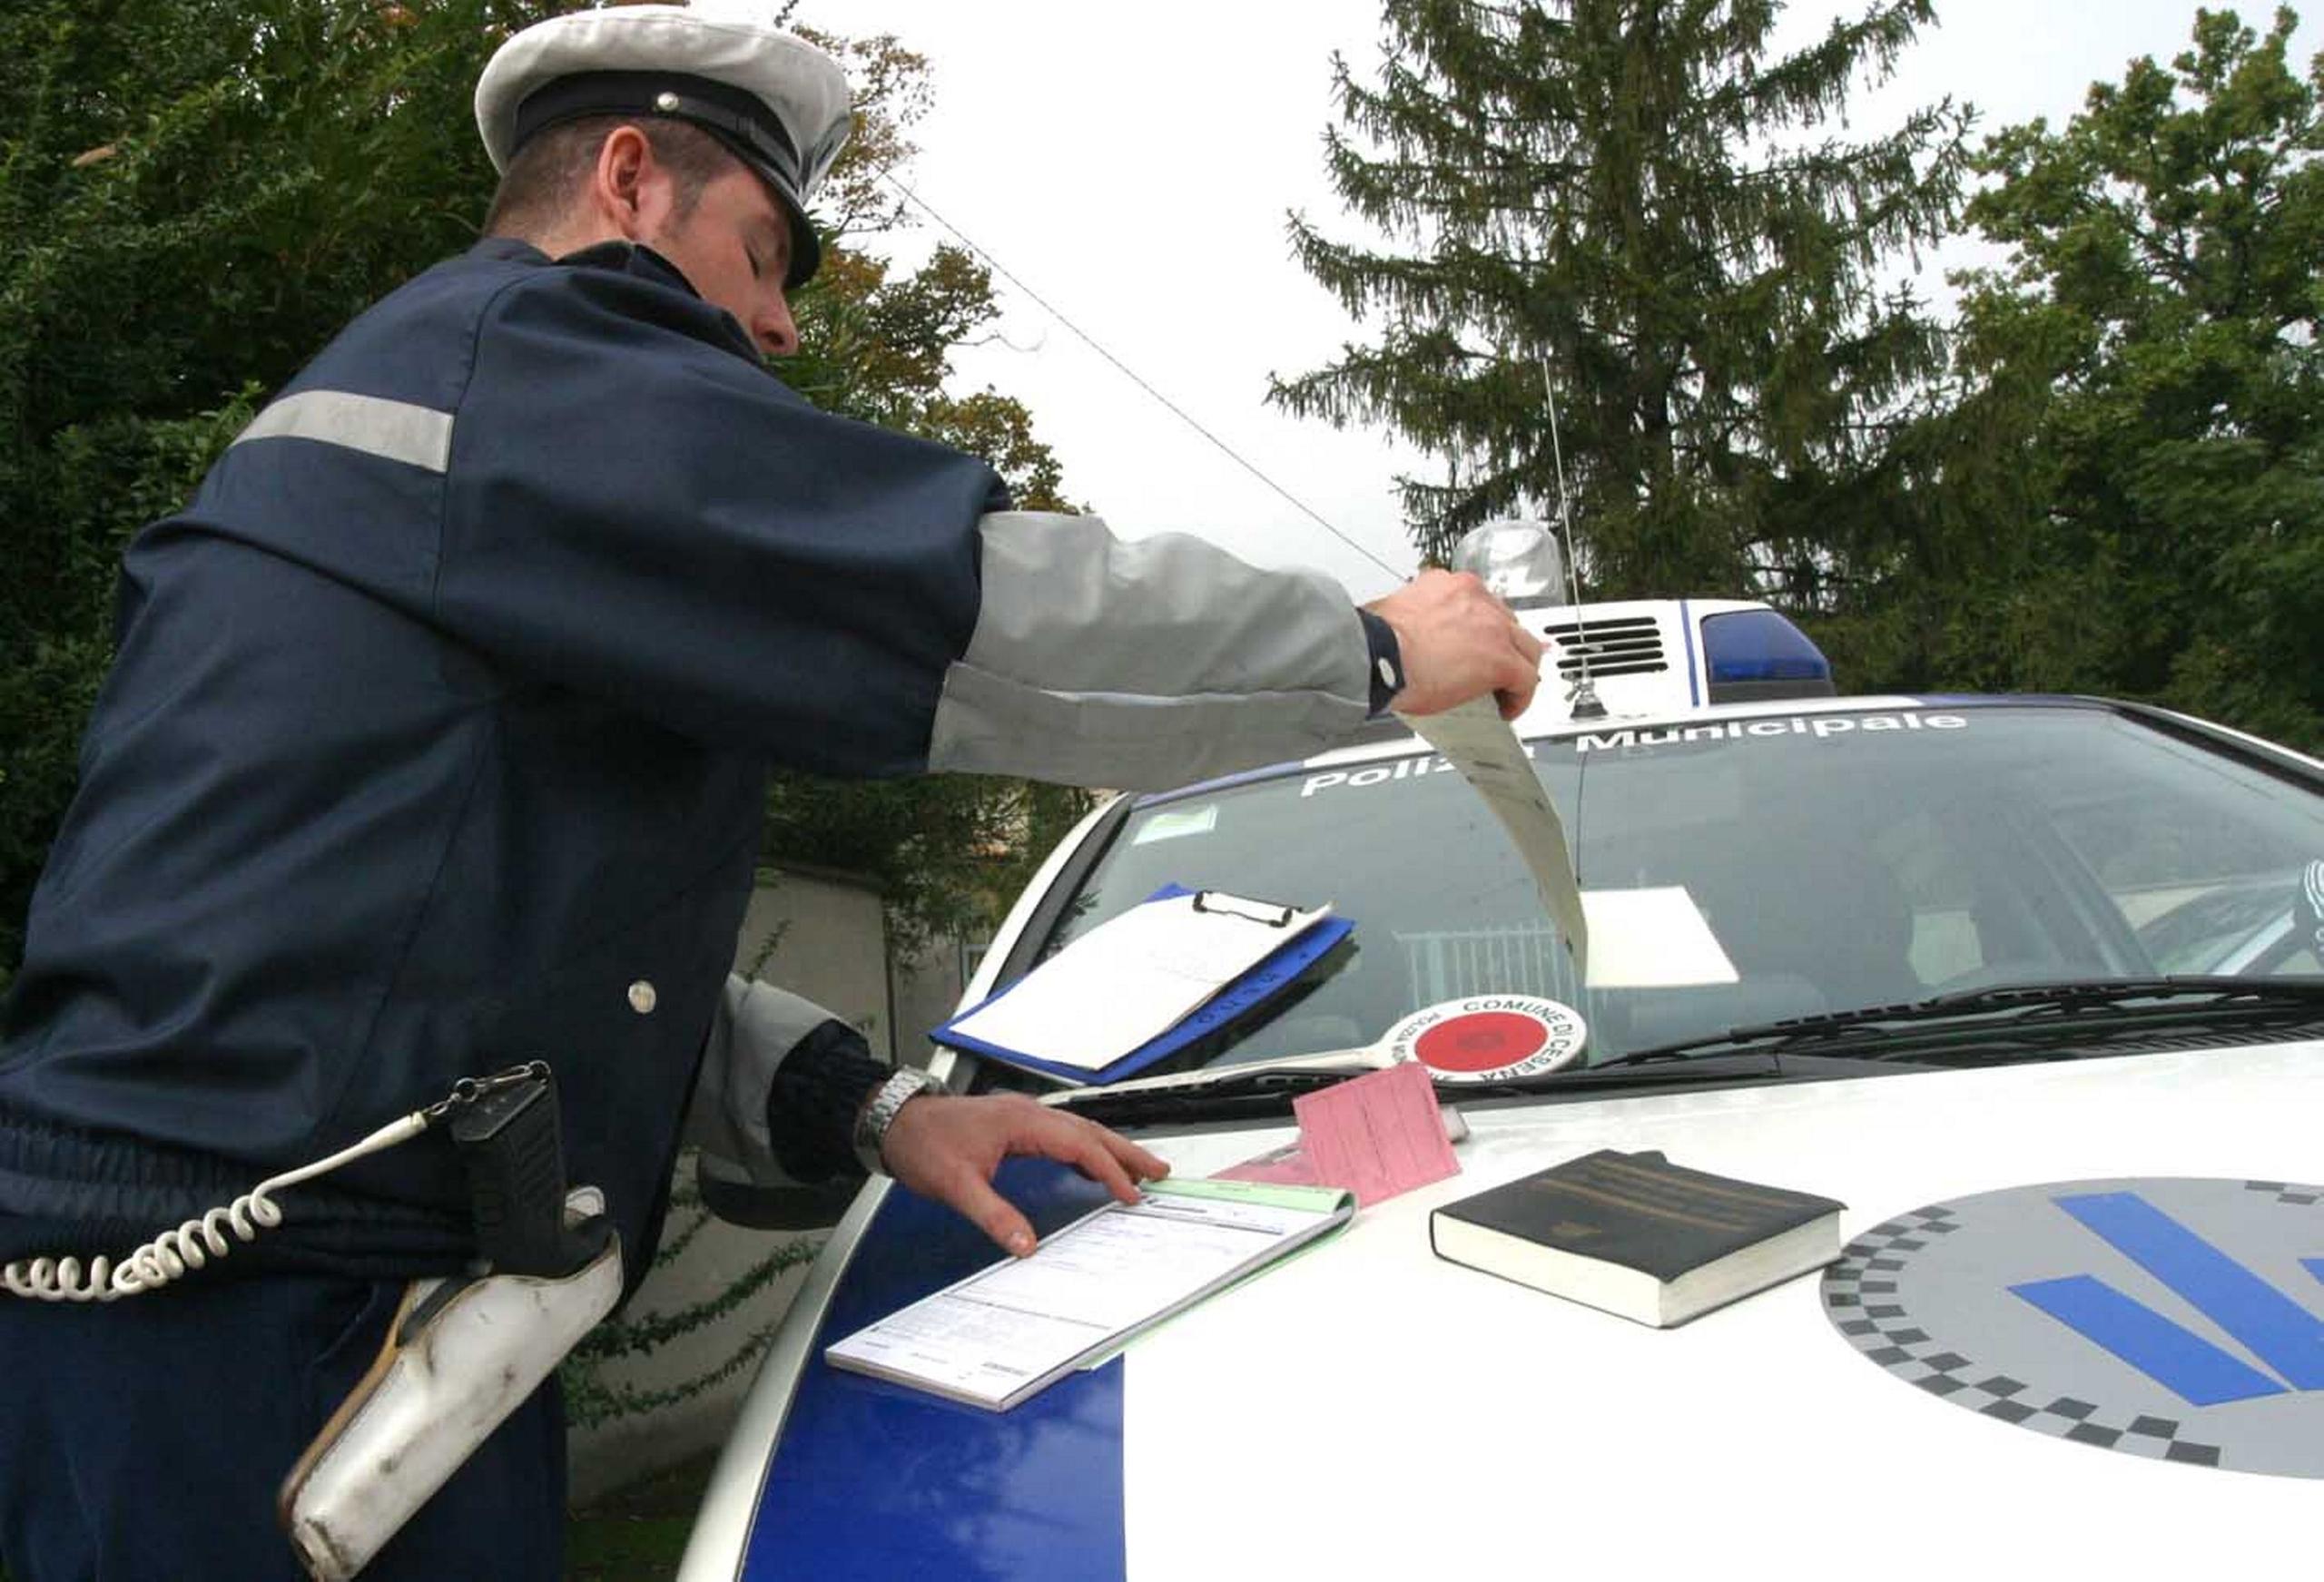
[932,885,1354,1086]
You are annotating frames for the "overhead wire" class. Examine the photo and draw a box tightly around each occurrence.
[875,167,1408,583]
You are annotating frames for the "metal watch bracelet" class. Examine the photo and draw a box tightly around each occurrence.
[852,1067,942,1176]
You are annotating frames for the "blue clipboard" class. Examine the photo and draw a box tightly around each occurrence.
[931,885,1355,1086]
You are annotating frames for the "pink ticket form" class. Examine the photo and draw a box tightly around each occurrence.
[1288,1059,1462,1206]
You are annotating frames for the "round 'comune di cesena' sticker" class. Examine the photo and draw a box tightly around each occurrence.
[1384,995,1586,1083]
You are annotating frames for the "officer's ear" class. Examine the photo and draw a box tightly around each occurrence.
[591,123,672,242]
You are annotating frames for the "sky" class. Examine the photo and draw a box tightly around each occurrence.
[798,1,2319,600]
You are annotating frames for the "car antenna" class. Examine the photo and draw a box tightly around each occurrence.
[1540,359,1606,721]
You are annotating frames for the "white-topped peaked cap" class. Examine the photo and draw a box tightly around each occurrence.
[476,3,851,288]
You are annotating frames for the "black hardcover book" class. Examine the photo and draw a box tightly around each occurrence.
[1429,1149,1846,1327]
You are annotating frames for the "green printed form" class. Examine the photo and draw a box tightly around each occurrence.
[1146,1177,1354,1214]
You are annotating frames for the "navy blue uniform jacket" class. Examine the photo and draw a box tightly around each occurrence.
[0,239,1011,1280]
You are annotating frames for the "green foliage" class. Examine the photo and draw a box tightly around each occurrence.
[1271,0,1970,598]
[0,3,1086,987]
[1876,5,2324,746]
[1275,0,2319,751]
[785,242,1074,510]
[762,775,1093,955]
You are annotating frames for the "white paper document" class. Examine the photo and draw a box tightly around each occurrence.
[1580,886,1739,988]
[1398,697,1590,972]
[825,1180,1354,1410]
[941,890,1331,1071]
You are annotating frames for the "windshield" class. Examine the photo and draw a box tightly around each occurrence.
[1023,704,2324,1076]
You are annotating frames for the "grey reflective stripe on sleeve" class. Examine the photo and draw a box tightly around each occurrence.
[230,389,455,473]
[928,512,1373,790]
[684,976,840,1191]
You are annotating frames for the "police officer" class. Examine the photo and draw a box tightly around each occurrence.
[0,5,1542,1577]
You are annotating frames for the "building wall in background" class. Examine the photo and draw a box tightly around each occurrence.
[734,869,895,1056]
[891,932,979,1069]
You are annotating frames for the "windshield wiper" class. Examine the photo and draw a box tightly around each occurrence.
[1594,976,2324,1068]
[1039,978,2324,1122]
[1031,978,2324,1122]
[1039,1046,1915,1126]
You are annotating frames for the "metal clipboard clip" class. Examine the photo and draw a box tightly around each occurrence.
[1189,891,1296,927]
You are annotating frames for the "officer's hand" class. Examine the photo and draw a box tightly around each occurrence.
[877,1093,1169,1256]
[1366,569,1545,720]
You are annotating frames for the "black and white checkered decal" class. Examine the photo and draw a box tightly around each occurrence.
[1823,1178,2324,1479]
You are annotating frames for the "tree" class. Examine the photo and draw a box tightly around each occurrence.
[1914,5,2323,747]
[1271,0,1970,608]
[0,2,1085,985]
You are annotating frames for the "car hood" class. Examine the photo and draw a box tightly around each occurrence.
[686,1039,2324,1581]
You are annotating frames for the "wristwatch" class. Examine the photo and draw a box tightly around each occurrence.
[852,1066,944,1176]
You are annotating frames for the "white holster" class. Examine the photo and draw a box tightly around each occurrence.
[278,1188,621,1581]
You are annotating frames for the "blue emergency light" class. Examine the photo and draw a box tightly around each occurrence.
[1699,608,1835,703]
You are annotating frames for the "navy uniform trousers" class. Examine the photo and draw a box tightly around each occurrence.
[0,1275,562,1581]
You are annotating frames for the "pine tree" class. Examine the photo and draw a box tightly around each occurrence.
[1272,0,1970,600]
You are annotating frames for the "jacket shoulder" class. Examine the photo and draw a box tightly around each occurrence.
[281,248,549,410]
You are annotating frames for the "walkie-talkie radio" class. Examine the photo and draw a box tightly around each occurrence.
[448,1066,613,1278]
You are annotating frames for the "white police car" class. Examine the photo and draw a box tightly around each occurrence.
[682,537,2324,1580]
